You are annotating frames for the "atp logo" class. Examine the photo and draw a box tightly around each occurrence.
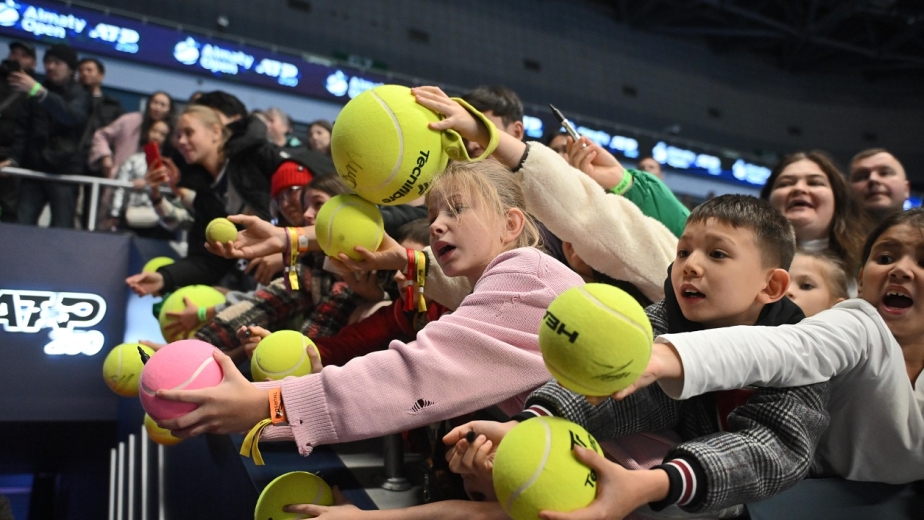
[0,289,108,356]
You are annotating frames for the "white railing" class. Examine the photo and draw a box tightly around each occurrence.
[109,427,165,520]
[1,166,139,231]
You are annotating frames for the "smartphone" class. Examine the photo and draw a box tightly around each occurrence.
[143,141,162,169]
[549,104,581,142]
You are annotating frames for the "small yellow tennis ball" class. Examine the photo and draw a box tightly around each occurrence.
[331,84,450,205]
[251,330,318,382]
[539,283,653,397]
[493,417,604,520]
[102,343,155,397]
[143,414,182,446]
[315,194,384,260]
[205,217,237,245]
[142,256,174,273]
[157,285,226,342]
[255,471,333,520]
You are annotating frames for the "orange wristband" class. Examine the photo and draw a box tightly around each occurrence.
[269,387,287,425]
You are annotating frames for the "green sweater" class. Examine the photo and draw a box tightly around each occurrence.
[623,169,689,238]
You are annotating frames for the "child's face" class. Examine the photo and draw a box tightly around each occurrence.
[786,254,843,318]
[767,159,835,241]
[428,192,500,285]
[301,189,331,226]
[672,219,778,328]
[859,223,924,344]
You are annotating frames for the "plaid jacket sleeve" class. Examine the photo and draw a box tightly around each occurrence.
[195,266,316,351]
[666,382,830,513]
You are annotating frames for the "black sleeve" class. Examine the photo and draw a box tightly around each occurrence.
[380,204,428,238]
[39,85,89,128]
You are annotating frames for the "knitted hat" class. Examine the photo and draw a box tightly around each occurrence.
[9,41,36,59]
[271,161,312,198]
[44,44,78,71]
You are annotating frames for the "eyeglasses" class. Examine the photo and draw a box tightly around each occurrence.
[274,186,304,206]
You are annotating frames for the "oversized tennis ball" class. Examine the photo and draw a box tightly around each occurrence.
[206,217,238,245]
[251,330,318,382]
[157,285,226,342]
[254,471,333,520]
[539,284,653,397]
[315,194,384,260]
[142,256,174,273]
[102,343,155,397]
[139,339,224,421]
[493,417,604,520]
[144,414,182,446]
[331,84,449,205]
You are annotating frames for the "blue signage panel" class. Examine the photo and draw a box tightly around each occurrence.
[0,0,398,101]
[0,224,130,421]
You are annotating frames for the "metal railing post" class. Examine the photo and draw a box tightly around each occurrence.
[88,181,100,231]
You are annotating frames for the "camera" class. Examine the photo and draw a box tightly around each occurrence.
[0,59,22,79]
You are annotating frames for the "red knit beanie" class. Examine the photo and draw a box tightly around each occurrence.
[271,161,312,198]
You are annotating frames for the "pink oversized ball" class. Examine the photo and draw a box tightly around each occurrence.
[139,339,224,421]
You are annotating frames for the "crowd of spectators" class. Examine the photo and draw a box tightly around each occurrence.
[0,36,920,520]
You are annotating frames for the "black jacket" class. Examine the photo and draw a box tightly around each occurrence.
[11,76,90,174]
[0,80,28,160]
[81,93,124,167]
[158,115,336,293]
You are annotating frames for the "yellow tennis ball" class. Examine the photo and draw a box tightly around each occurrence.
[493,417,604,520]
[144,414,182,446]
[315,194,384,260]
[157,285,226,342]
[539,283,653,397]
[142,256,174,273]
[331,84,449,205]
[205,217,237,245]
[102,343,155,397]
[254,471,333,520]
[251,330,318,382]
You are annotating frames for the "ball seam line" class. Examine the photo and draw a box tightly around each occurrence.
[170,356,217,391]
[505,417,553,512]
[254,334,310,376]
[576,286,652,340]
[368,90,404,191]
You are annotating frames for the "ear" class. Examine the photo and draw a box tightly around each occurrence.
[757,268,790,304]
[501,207,526,245]
[507,121,525,141]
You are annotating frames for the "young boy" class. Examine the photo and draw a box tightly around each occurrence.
[446,195,829,519]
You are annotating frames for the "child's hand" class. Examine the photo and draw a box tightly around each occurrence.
[341,267,385,303]
[567,136,627,192]
[282,487,358,519]
[239,325,270,359]
[412,86,491,147]
[204,214,288,260]
[138,339,166,351]
[155,350,269,437]
[612,341,684,401]
[336,233,409,273]
[244,254,283,285]
[538,446,667,520]
[307,340,323,374]
[163,297,203,338]
[447,433,496,482]
[125,271,165,297]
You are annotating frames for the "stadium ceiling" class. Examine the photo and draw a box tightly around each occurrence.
[589,0,924,76]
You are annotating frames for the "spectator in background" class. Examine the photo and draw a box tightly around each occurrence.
[89,90,173,229]
[306,119,332,156]
[265,107,303,149]
[761,150,868,278]
[460,85,524,158]
[0,44,89,228]
[849,148,910,224]
[544,130,570,160]
[637,155,664,179]
[0,40,37,222]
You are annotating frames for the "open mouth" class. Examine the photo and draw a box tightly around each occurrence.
[882,291,913,310]
[680,287,705,299]
[787,199,813,210]
[435,242,456,260]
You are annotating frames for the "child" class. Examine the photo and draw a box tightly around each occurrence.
[445,195,829,519]
[156,158,585,459]
[786,249,848,317]
[619,207,924,485]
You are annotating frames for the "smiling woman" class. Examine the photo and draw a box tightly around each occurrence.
[761,151,870,276]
